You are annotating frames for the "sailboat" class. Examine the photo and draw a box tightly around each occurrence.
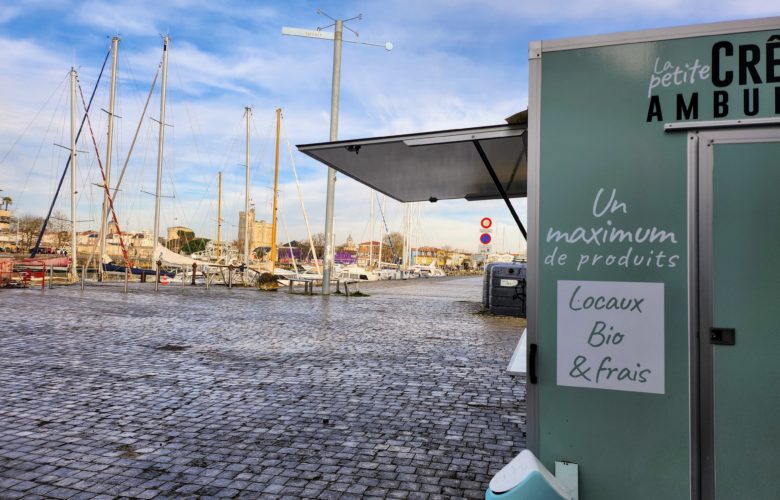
[98,36,178,278]
[22,50,112,278]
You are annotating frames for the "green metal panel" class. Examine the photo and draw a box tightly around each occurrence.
[711,142,780,499]
[537,28,780,499]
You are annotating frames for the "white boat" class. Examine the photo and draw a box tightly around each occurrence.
[337,266,380,281]
[413,263,446,277]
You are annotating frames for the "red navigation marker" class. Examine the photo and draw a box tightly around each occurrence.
[480,217,493,229]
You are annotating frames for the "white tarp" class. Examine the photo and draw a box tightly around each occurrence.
[152,244,211,268]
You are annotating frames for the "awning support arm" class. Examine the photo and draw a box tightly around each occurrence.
[472,140,527,241]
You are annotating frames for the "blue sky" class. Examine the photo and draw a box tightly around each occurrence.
[1,0,778,252]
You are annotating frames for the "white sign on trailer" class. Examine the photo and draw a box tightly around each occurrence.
[557,280,665,394]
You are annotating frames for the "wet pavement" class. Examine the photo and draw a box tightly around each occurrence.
[0,277,526,499]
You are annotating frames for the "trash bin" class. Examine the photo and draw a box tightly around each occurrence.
[483,262,499,308]
[486,450,572,500]
[488,263,527,317]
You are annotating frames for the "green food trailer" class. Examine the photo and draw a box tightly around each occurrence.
[300,16,780,499]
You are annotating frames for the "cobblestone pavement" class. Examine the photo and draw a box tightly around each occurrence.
[0,277,527,499]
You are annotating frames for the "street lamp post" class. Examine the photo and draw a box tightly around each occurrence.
[321,18,342,295]
[282,12,391,294]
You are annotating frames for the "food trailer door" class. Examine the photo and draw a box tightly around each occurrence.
[697,126,780,499]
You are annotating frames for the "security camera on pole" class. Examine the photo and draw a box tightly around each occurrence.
[282,11,392,294]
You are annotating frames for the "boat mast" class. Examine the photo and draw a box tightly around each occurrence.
[270,108,281,271]
[152,36,169,265]
[403,203,409,270]
[243,106,251,267]
[98,35,119,280]
[378,195,385,269]
[69,67,78,282]
[368,190,374,268]
[217,171,222,262]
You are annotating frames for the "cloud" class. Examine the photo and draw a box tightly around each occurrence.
[1,0,778,253]
[0,6,22,24]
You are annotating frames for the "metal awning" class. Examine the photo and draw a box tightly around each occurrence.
[298,119,528,238]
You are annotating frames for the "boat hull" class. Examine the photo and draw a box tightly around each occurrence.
[103,262,176,277]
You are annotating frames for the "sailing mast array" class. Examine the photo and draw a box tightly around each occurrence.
[243,106,251,267]
[270,108,281,272]
[98,36,119,281]
[152,36,170,266]
[69,67,78,281]
[20,34,331,285]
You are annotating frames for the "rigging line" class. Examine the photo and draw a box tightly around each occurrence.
[46,82,71,203]
[250,113,275,221]
[217,114,244,181]
[251,111,275,177]
[250,112,274,195]
[0,71,70,167]
[376,195,399,264]
[212,115,243,229]
[160,108,186,230]
[278,194,298,275]
[15,81,68,212]
[118,49,148,110]
[210,111,246,234]
[180,157,217,233]
[112,63,160,200]
[31,49,112,257]
[171,60,217,226]
[172,57,212,171]
[163,155,191,232]
[281,118,320,275]
[77,81,133,267]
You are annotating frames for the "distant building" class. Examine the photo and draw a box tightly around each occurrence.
[238,208,272,256]
[130,231,156,249]
[167,226,192,243]
[343,234,357,252]
[166,226,194,253]
[413,246,447,267]
[76,229,157,261]
[357,241,382,266]
[0,208,10,233]
[77,230,99,246]
[445,251,471,268]
[411,247,474,269]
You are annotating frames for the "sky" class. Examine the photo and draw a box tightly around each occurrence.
[1,0,778,253]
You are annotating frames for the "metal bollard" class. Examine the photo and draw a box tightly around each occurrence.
[191,263,197,285]
[81,265,86,291]
[155,261,161,291]
[49,264,54,289]
[228,264,233,288]
[124,268,129,293]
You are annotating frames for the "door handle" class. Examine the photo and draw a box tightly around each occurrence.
[528,343,538,384]
[710,327,736,345]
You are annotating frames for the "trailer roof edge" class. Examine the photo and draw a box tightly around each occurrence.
[539,16,780,52]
